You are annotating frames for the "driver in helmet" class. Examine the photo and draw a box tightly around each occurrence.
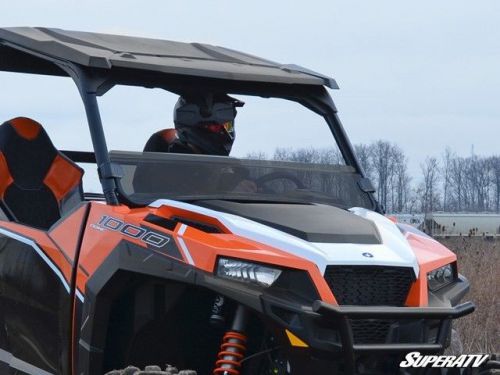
[142,94,256,192]
[144,94,242,156]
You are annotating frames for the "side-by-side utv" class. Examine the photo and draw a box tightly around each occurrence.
[0,27,478,375]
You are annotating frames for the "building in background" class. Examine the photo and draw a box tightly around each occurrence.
[422,213,500,237]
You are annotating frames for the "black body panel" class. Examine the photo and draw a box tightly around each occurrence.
[195,200,382,244]
[0,27,336,88]
[77,240,194,375]
[0,232,70,374]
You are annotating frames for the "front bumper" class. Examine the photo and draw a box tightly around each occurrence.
[259,289,475,374]
[314,300,474,351]
[312,301,474,373]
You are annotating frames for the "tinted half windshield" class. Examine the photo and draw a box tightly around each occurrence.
[112,151,374,209]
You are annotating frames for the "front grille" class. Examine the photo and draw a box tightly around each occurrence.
[324,265,415,344]
[324,265,415,306]
[350,319,394,344]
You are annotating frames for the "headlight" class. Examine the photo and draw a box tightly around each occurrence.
[427,263,456,291]
[216,257,282,287]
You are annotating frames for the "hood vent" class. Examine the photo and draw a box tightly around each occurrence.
[145,214,223,234]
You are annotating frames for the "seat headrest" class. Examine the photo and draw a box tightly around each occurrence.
[0,117,58,188]
[9,117,43,140]
[144,128,177,152]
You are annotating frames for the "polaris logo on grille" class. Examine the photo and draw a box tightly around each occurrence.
[400,352,489,368]
[92,215,170,248]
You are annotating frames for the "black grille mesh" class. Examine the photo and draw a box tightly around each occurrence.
[324,265,415,344]
[349,319,394,344]
[324,265,415,306]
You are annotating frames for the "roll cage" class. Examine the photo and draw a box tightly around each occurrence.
[0,27,380,211]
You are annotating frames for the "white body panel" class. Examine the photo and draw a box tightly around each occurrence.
[150,200,419,277]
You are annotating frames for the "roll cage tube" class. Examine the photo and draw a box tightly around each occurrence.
[57,63,121,205]
[80,91,121,205]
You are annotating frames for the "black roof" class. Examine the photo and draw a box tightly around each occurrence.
[0,27,338,89]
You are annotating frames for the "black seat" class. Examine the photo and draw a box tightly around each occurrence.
[0,117,84,229]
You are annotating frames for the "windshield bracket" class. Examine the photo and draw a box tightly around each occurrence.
[357,178,376,193]
[98,162,123,180]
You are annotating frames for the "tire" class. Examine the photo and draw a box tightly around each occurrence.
[105,365,197,375]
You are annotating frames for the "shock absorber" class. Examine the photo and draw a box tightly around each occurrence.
[213,304,249,375]
[209,294,226,327]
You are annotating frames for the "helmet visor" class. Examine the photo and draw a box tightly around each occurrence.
[204,121,235,140]
[223,120,235,139]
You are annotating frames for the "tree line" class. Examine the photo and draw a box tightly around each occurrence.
[250,142,500,214]
[357,142,500,214]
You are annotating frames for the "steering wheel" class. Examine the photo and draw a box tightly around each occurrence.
[254,171,306,191]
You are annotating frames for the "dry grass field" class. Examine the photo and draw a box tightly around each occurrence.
[438,237,499,354]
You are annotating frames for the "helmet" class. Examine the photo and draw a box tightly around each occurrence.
[173,94,243,155]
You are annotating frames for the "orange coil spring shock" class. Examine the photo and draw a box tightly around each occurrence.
[213,331,248,375]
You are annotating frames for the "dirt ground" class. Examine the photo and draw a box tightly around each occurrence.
[438,237,499,354]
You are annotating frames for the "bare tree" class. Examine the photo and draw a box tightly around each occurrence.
[393,149,411,213]
[354,144,372,179]
[318,147,344,165]
[470,156,491,212]
[369,141,395,211]
[489,156,500,213]
[442,148,453,211]
[420,157,441,213]
[246,151,267,160]
[449,156,466,212]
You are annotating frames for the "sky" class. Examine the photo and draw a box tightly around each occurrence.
[1,0,499,179]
